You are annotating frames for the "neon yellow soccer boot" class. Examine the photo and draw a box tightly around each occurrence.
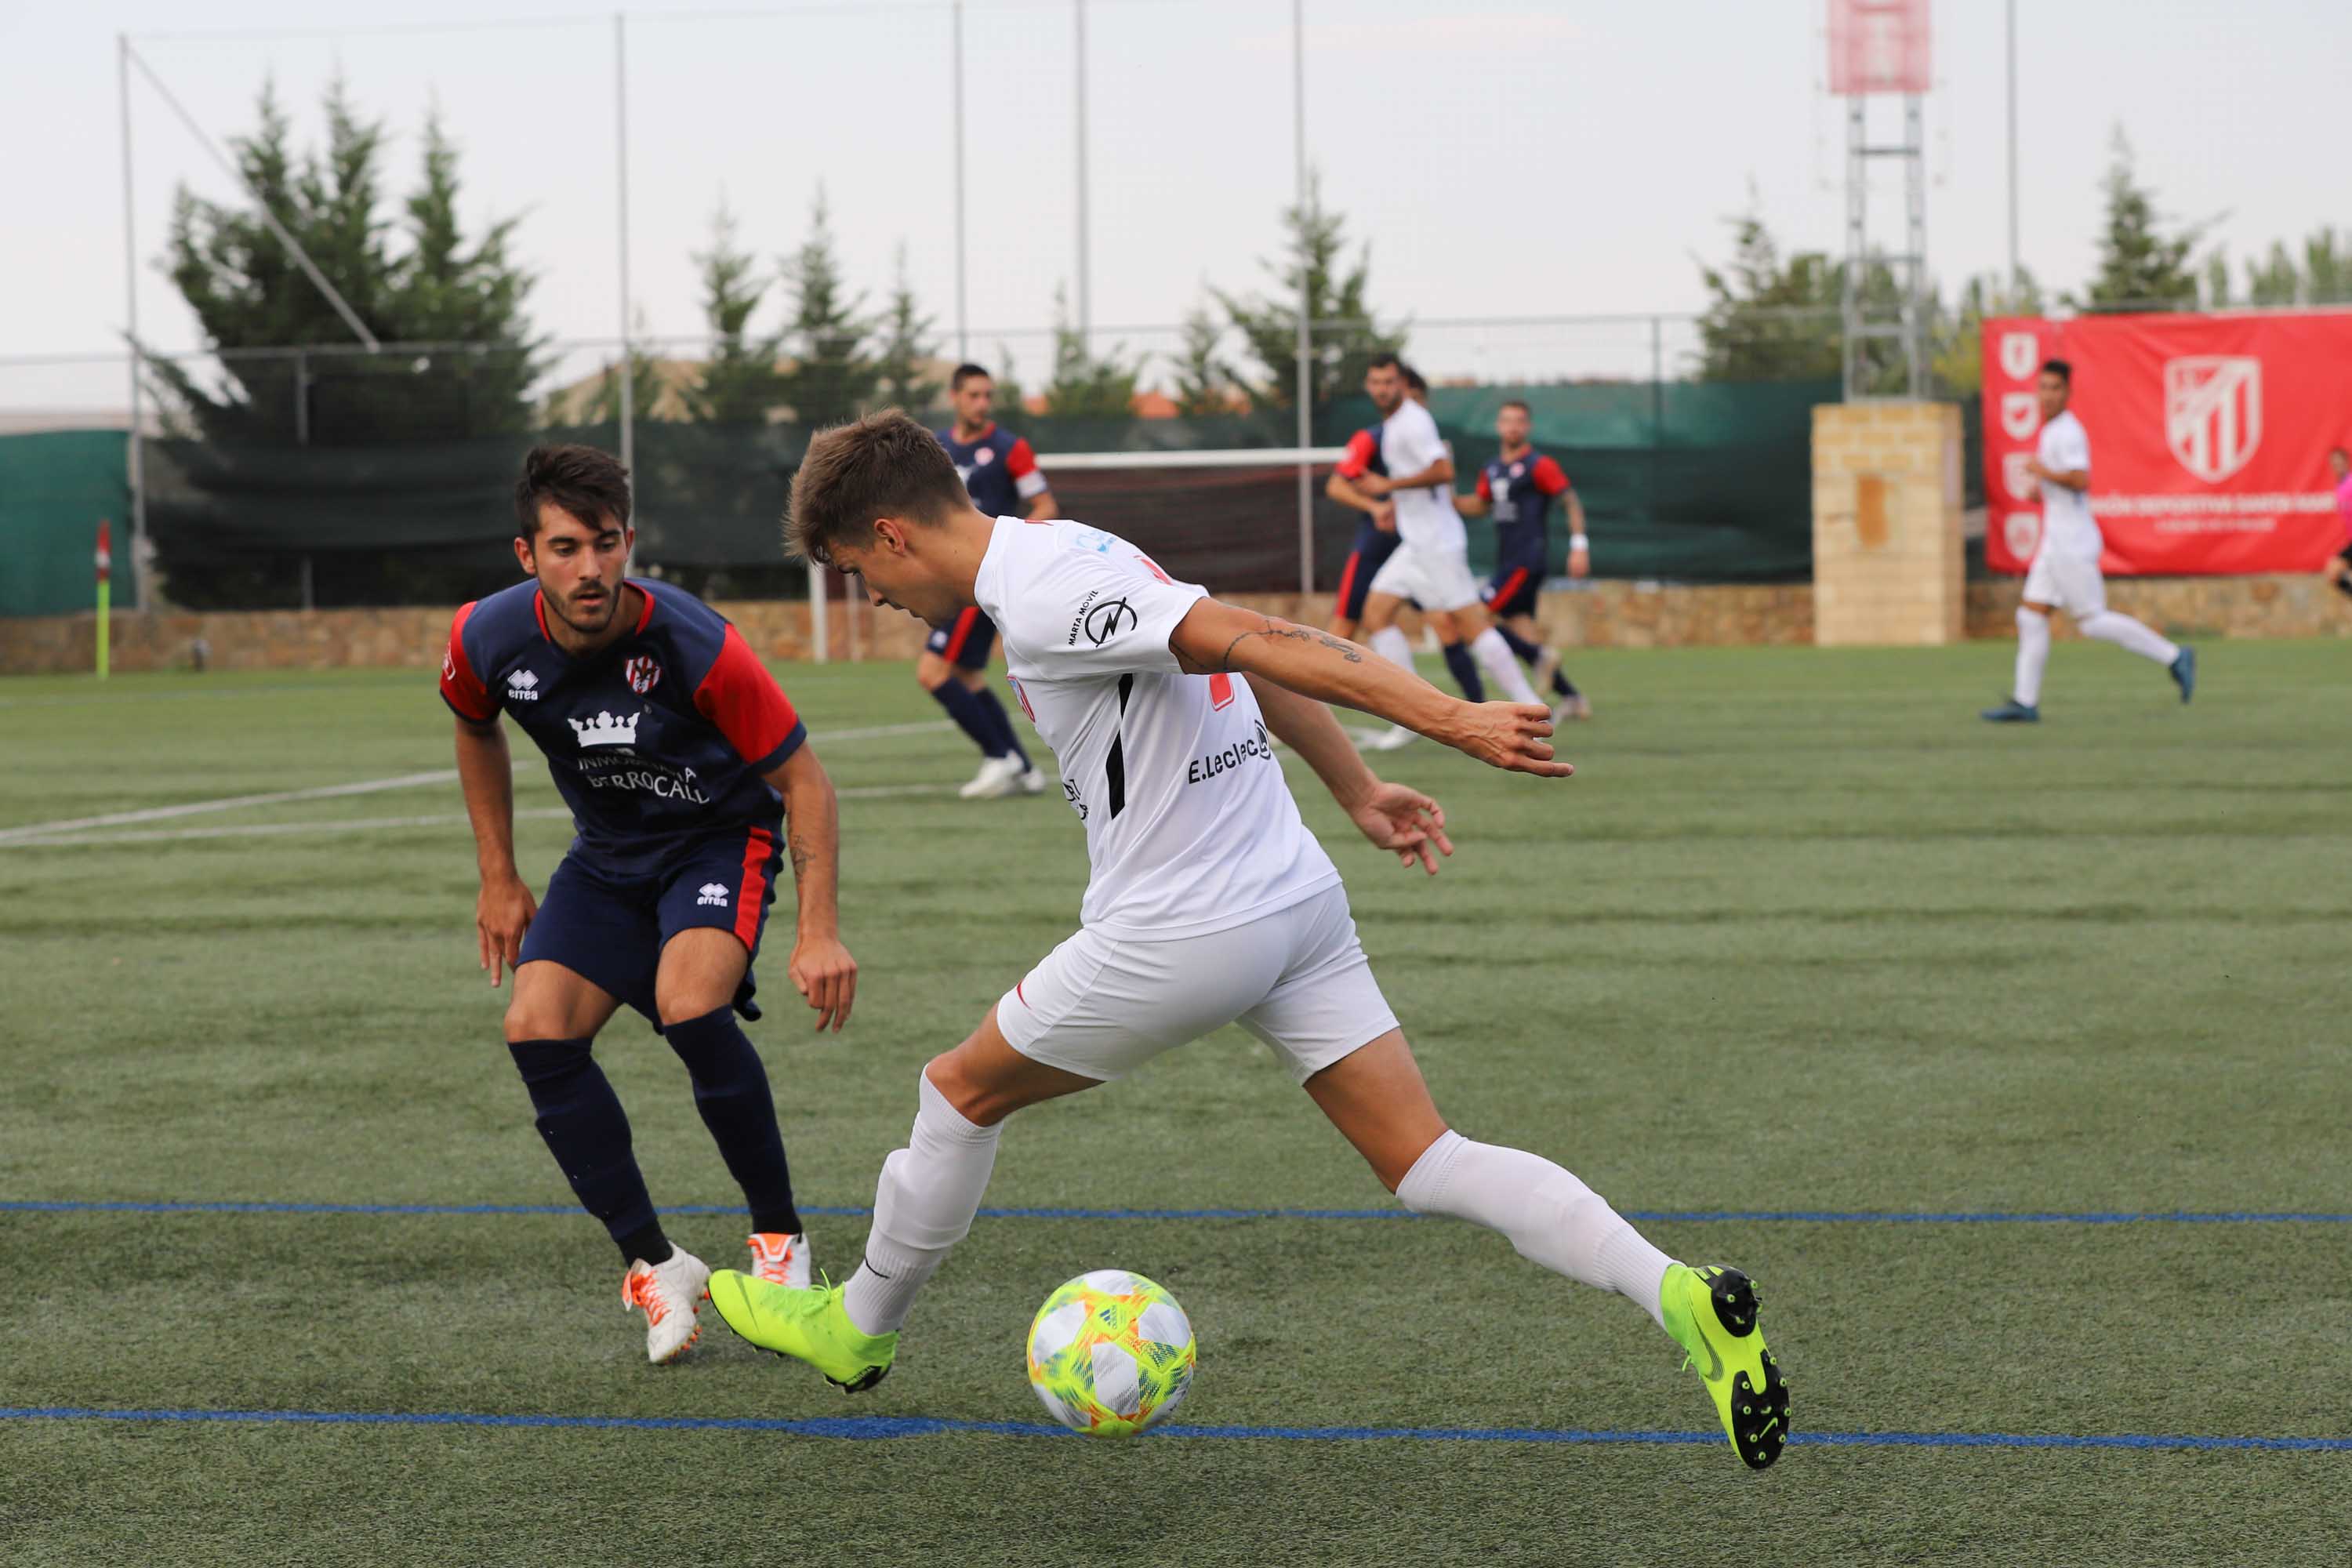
[1661,1262,1789,1469]
[707,1270,896,1393]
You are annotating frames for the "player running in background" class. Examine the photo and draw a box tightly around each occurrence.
[1325,366,1432,681]
[699,412,1791,1471]
[1983,359,2195,723]
[445,444,858,1364]
[1453,398,1592,722]
[927,364,1054,799]
[2324,446,2352,601]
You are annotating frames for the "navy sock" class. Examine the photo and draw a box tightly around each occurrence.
[2337,574,2352,601]
[1440,642,1486,702]
[1494,623,1544,666]
[930,679,1005,758]
[1553,670,1580,698]
[972,687,1031,771]
[506,1037,667,1264]
[664,1007,804,1238]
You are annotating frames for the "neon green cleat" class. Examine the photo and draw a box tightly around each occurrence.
[706,1270,897,1393]
[1661,1262,1789,1469]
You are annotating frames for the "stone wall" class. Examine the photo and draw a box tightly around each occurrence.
[1811,401,1965,645]
[4,576,2340,677]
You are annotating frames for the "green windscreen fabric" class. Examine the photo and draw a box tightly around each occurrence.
[0,430,134,616]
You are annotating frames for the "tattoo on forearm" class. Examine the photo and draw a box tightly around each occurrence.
[788,833,816,885]
[1218,619,1365,672]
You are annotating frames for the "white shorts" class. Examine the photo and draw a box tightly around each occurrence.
[1367,542,1483,613]
[996,883,1399,1084]
[2023,553,2106,616]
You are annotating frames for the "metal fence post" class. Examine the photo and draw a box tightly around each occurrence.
[118,33,147,611]
[1291,0,1312,598]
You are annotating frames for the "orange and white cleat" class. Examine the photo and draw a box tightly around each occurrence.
[621,1246,711,1364]
[746,1232,813,1290]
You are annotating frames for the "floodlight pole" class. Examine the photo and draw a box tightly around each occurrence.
[953,0,968,358]
[1292,0,1313,597]
[1074,0,1091,351]
[117,34,147,606]
[614,13,635,479]
[2004,0,2020,290]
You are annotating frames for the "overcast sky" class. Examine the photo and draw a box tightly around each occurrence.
[3,0,2343,409]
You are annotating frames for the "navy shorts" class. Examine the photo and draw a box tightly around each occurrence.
[1482,563,1543,621]
[1334,530,1404,622]
[517,822,786,1033]
[924,607,997,671]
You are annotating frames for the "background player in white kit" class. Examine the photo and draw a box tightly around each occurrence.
[1983,359,2196,722]
[700,411,1791,1470]
[1348,355,1542,750]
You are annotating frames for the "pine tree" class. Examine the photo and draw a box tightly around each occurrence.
[684,197,785,424]
[1933,268,2045,395]
[1691,199,1844,382]
[1211,171,1406,413]
[1167,300,1230,418]
[874,243,942,415]
[1042,283,1141,420]
[774,187,878,427]
[2082,128,2202,310]
[2302,227,2349,304]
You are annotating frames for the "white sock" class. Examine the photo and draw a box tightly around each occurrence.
[2078,610,2180,667]
[841,1072,1000,1336]
[1468,628,1541,704]
[1396,1130,1675,1330]
[1368,626,1415,670]
[2013,606,2049,707]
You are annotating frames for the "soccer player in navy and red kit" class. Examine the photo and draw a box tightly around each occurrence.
[1454,398,1591,720]
[442,444,858,1365]
[925,362,1054,799]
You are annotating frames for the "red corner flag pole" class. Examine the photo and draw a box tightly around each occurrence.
[96,518,112,680]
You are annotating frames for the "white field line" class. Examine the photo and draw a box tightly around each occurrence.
[0,782,964,851]
[0,720,952,846]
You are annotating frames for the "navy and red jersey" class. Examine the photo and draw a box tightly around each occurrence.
[1332,424,1393,546]
[1477,449,1572,572]
[440,579,806,878]
[938,423,1050,517]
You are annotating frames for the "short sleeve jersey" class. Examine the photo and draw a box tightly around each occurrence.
[1477,451,1570,572]
[1378,398,1465,553]
[1332,425,1389,482]
[978,518,1341,941]
[439,579,805,877]
[938,423,1049,517]
[2035,410,2101,563]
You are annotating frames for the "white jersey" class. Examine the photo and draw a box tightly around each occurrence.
[977,517,1341,942]
[1378,398,1465,553]
[2035,410,2101,564]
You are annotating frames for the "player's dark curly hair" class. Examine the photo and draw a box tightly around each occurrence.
[786,409,970,565]
[514,443,632,538]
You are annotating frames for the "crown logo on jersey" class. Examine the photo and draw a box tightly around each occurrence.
[568,708,641,748]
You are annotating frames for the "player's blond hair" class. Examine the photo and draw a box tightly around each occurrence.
[785,408,968,566]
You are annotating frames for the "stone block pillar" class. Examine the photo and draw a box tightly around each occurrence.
[1810,401,1965,645]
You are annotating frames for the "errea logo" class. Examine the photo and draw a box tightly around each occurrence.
[506,669,541,702]
[695,882,730,908]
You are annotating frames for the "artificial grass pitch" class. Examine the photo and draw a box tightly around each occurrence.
[2,640,2347,1564]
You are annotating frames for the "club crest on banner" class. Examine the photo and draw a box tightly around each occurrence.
[2002,451,2038,503]
[2164,356,2262,483]
[1998,332,2038,383]
[2000,392,2038,441]
[2002,512,2042,562]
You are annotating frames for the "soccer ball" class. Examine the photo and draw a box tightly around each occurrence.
[1025,1269,1196,1437]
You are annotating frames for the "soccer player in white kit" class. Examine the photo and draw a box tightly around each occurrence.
[1348,355,1543,750]
[702,411,1790,1468]
[1983,359,2196,722]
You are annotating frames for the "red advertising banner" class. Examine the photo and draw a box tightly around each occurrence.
[1981,312,2352,575]
[1828,0,1931,96]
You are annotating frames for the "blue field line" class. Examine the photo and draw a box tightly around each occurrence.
[4,1198,2350,1225]
[2,1404,2344,1453]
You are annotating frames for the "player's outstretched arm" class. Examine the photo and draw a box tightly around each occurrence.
[453,716,536,988]
[762,743,858,1033]
[1169,599,1571,779]
[1247,674,1454,874]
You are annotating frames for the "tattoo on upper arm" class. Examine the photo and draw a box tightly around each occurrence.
[1215,618,1364,672]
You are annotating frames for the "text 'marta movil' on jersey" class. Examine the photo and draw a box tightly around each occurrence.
[938,423,1050,517]
[1377,397,1465,554]
[439,580,805,876]
[978,518,1340,942]
[1479,451,1571,569]
[2035,409,2101,564]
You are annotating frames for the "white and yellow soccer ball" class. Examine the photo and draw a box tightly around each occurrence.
[1025,1269,1196,1437]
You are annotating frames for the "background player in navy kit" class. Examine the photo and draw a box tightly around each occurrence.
[927,364,1056,800]
[443,444,858,1365]
[1454,399,1592,722]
